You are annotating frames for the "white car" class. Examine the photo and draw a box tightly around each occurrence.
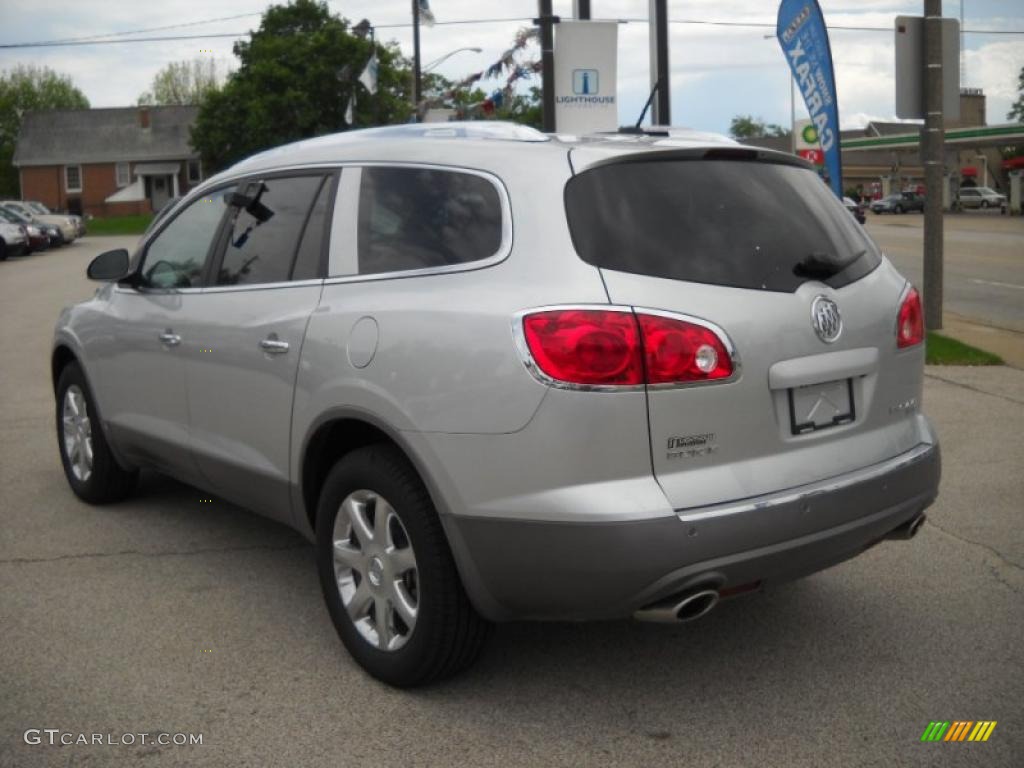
[957,186,1006,210]
[0,219,28,260]
[0,201,77,243]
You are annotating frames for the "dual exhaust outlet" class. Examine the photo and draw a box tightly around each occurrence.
[634,513,927,625]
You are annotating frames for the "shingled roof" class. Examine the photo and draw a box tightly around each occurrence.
[13,106,199,166]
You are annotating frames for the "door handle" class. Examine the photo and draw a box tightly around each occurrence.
[259,336,290,355]
[159,331,181,347]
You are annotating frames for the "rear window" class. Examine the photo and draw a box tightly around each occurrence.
[565,158,881,292]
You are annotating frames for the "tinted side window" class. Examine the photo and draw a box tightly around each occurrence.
[143,187,235,288]
[290,176,332,281]
[357,167,502,275]
[217,175,324,286]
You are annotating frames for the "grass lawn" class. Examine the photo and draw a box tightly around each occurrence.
[925,331,1004,366]
[86,214,153,236]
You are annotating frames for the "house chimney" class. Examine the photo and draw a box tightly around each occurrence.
[138,107,151,130]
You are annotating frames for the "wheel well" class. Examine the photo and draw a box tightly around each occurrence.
[52,345,77,392]
[301,418,398,530]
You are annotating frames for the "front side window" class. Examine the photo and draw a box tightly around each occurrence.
[357,167,503,275]
[65,165,82,193]
[141,187,235,289]
[216,175,326,286]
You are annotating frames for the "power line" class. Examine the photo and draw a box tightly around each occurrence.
[2,16,1022,50]
[9,12,262,47]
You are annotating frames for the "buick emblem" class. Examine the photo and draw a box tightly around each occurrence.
[811,296,842,343]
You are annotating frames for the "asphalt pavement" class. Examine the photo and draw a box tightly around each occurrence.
[1,237,1021,767]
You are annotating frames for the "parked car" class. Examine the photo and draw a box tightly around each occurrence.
[842,196,866,224]
[53,123,940,686]
[24,200,86,236]
[0,201,77,243]
[0,206,61,248]
[871,192,924,214]
[0,218,28,260]
[0,207,48,252]
[957,186,1006,210]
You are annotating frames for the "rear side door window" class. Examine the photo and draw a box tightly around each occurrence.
[215,175,329,286]
[356,167,504,275]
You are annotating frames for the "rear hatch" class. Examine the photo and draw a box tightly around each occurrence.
[565,146,926,511]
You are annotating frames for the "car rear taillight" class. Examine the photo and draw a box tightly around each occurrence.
[520,308,734,388]
[522,309,644,386]
[897,287,924,348]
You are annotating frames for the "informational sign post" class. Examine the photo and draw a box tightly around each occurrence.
[776,0,843,198]
[894,16,959,120]
[553,21,619,134]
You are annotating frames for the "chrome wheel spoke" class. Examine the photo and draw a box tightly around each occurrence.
[374,598,393,649]
[389,545,416,575]
[344,495,375,546]
[390,580,418,626]
[333,540,364,572]
[375,497,395,544]
[345,580,373,622]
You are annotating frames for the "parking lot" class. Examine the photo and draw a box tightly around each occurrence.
[1,235,1022,767]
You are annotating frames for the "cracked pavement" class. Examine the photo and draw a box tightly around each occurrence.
[1,238,1022,767]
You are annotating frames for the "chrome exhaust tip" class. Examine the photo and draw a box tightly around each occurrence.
[634,586,720,624]
[886,513,927,541]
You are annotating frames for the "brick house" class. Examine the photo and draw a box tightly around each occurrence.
[13,105,202,217]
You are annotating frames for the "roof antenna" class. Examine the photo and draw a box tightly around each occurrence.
[620,78,661,134]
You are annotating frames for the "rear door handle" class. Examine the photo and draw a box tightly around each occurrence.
[159,331,181,347]
[259,336,290,355]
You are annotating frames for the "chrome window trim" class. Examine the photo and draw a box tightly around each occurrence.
[324,162,513,283]
[509,304,742,393]
[675,442,936,522]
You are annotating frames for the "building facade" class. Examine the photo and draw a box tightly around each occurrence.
[13,106,201,217]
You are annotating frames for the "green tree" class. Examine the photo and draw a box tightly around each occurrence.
[1008,64,1024,123]
[0,65,89,197]
[191,0,412,173]
[729,114,789,139]
[138,58,224,106]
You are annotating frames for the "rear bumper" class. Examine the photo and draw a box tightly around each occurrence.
[445,441,940,621]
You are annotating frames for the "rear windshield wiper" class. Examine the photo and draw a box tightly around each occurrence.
[793,250,865,280]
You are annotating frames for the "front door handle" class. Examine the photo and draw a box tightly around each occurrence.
[159,331,181,347]
[259,336,290,355]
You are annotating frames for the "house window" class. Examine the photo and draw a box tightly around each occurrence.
[115,162,131,187]
[65,165,82,193]
[187,159,202,184]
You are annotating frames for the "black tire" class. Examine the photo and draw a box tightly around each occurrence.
[981,200,989,209]
[56,361,138,503]
[316,444,490,687]
[0,238,7,261]
[895,204,904,214]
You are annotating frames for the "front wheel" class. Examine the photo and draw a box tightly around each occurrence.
[895,204,904,214]
[981,200,990,209]
[56,362,138,503]
[316,444,490,687]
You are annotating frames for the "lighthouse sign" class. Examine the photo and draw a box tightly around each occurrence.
[554,21,618,134]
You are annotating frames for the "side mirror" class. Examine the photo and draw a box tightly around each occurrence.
[86,249,130,281]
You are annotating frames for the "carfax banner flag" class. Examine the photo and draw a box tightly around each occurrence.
[776,0,843,198]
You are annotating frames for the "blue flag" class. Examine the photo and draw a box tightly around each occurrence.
[776,0,843,198]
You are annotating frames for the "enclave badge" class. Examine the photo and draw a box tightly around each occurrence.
[811,296,842,343]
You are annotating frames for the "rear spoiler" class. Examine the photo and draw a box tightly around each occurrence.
[569,145,813,175]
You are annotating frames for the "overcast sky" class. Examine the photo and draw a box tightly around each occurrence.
[2,1,1022,133]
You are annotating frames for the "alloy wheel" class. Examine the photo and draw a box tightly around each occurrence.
[62,385,93,482]
[332,489,419,651]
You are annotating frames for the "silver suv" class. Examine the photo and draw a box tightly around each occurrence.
[53,123,940,686]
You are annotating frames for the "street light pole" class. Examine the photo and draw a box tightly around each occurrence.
[412,0,423,118]
[923,0,945,331]
[536,0,557,132]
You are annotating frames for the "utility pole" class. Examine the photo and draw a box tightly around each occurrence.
[574,0,591,19]
[923,0,944,330]
[412,0,423,119]
[536,0,557,132]
[649,0,670,125]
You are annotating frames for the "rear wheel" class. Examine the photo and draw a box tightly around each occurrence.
[0,239,7,261]
[895,204,904,214]
[316,444,489,687]
[981,200,990,209]
[56,362,138,503]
